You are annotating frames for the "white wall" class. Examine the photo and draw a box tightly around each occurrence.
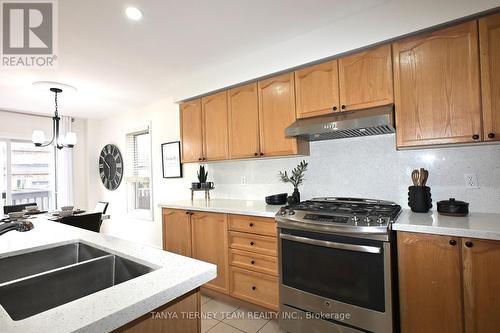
[86,99,196,248]
[172,0,500,100]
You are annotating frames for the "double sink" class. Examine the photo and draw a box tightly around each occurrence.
[0,241,155,321]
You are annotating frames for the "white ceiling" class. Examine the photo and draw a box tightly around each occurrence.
[0,0,384,119]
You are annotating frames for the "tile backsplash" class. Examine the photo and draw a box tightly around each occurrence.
[203,134,500,213]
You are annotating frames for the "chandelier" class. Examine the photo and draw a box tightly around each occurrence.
[31,86,77,149]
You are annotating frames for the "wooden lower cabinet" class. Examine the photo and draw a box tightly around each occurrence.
[230,266,278,311]
[162,209,192,257]
[114,288,200,333]
[398,231,500,333]
[191,212,229,294]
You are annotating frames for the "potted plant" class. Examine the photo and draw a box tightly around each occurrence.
[279,160,308,203]
[197,165,212,189]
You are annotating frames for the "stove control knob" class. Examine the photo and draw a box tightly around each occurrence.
[377,218,385,224]
[280,210,287,216]
[351,216,360,222]
[364,217,372,223]
[288,210,295,215]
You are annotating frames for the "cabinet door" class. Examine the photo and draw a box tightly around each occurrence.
[191,212,229,294]
[228,83,260,159]
[295,60,340,118]
[180,100,203,163]
[162,209,192,257]
[462,238,500,333]
[338,44,393,111]
[258,73,298,157]
[397,232,464,333]
[480,13,500,142]
[393,21,482,148]
[201,92,229,161]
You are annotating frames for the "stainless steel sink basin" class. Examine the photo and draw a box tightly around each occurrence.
[0,241,155,321]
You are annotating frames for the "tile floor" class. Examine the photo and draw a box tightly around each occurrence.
[201,294,284,333]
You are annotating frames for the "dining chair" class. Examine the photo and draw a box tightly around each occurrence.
[59,212,103,232]
[94,201,109,215]
[3,202,38,215]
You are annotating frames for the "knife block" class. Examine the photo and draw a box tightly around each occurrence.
[408,186,432,213]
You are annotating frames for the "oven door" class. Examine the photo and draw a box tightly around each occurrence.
[279,228,394,333]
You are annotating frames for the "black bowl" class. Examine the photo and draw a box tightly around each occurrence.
[265,193,288,205]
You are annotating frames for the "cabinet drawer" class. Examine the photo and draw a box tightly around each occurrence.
[230,267,278,310]
[229,231,277,256]
[228,215,276,236]
[229,249,278,276]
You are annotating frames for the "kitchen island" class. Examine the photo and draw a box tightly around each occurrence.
[0,217,216,333]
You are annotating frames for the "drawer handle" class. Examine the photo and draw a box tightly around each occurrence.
[472,134,480,140]
[332,106,337,111]
[341,105,346,110]
[465,241,473,248]
[488,133,496,139]
[251,260,255,265]
[252,286,256,291]
[249,223,254,227]
[254,152,258,156]
[250,241,255,246]
[449,239,457,246]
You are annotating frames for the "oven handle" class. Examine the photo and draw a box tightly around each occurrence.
[279,233,381,254]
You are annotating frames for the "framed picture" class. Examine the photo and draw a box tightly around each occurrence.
[161,141,182,178]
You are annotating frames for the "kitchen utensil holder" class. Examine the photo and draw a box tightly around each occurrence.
[408,186,432,213]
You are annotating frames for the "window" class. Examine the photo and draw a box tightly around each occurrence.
[125,127,152,219]
[0,140,55,212]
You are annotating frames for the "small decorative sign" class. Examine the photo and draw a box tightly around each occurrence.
[161,141,182,178]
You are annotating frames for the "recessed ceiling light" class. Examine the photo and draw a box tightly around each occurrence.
[125,7,142,21]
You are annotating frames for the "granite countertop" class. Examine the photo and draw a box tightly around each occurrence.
[393,209,500,241]
[159,199,283,218]
[0,218,216,333]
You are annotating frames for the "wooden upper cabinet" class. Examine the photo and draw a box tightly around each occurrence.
[258,73,299,157]
[393,21,482,148]
[201,92,229,161]
[295,60,340,118]
[462,238,500,333]
[180,100,203,163]
[480,13,500,142]
[162,209,192,257]
[191,212,229,294]
[338,44,393,111]
[398,232,464,333]
[228,83,260,159]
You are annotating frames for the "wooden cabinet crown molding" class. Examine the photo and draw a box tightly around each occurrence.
[479,12,500,142]
[393,21,482,148]
[338,44,394,111]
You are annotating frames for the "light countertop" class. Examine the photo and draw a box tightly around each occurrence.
[0,218,216,333]
[393,209,500,241]
[159,199,282,218]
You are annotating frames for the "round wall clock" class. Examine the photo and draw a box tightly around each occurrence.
[99,144,123,191]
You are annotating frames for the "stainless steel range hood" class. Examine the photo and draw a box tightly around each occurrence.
[285,104,395,142]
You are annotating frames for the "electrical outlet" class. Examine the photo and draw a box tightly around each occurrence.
[464,173,479,189]
[241,176,247,186]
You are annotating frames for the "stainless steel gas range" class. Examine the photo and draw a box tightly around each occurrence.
[275,197,401,333]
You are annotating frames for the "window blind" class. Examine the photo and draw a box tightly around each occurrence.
[125,128,151,183]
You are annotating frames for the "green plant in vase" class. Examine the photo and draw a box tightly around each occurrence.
[279,160,308,203]
[198,165,208,183]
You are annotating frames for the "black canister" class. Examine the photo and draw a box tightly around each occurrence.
[408,186,432,213]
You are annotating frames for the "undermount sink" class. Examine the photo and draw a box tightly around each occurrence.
[0,241,155,321]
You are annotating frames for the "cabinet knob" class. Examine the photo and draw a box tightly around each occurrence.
[260,152,264,156]
[332,106,337,111]
[449,239,457,246]
[250,241,255,246]
[465,241,473,248]
[185,211,189,215]
[198,158,202,161]
[254,153,258,156]
[472,134,480,140]
[341,105,346,110]
[251,286,256,291]
[202,157,206,160]
[249,223,254,227]
[251,260,255,265]
[488,133,496,139]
